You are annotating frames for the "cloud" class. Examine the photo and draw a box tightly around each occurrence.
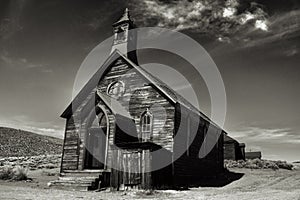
[130,0,299,53]
[230,126,300,144]
[284,48,298,57]
[0,51,52,73]
[240,9,300,48]
[255,19,268,31]
[0,18,23,40]
[130,0,269,39]
[228,126,300,161]
[0,0,27,40]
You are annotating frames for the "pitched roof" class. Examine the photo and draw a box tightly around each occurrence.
[61,50,221,129]
[224,134,237,143]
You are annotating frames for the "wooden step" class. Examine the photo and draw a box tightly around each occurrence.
[49,170,111,191]
[58,176,99,181]
[49,181,92,187]
[48,184,91,191]
[61,170,109,177]
[49,176,100,191]
[48,180,97,191]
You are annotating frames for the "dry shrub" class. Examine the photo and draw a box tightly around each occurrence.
[275,161,293,170]
[0,165,28,181]
[0,166,14,180]
[225,159,293,170]
[12,166,28,181]
[263,160,279,170]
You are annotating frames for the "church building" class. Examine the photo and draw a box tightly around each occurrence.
[50,9,226,191]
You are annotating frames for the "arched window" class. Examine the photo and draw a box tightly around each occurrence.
[139,109,153,142]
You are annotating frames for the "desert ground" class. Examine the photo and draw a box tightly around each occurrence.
[0,166,299,200]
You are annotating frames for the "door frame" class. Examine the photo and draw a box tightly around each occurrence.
[122,150,142,186]
[83,105,110,170]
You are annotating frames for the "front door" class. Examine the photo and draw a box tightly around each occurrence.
[122,151,142,186]
[84,127,107,169]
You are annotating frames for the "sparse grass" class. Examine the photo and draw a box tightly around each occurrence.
[42,170,58,176]
[134,189,157,196]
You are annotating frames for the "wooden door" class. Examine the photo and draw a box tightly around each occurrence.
[110,149,152,190]
[122,151,142,186]
[84,127,107,169]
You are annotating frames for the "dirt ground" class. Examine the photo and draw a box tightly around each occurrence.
[0,167,299,200]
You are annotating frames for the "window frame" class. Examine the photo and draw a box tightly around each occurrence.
[139,109,153,142]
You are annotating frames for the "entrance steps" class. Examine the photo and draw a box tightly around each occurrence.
[48,170,110,191]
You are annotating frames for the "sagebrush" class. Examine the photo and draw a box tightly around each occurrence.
[225,159,293,170]
[0,165,28,180]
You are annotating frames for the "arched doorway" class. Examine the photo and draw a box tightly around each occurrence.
[84,107,108,169]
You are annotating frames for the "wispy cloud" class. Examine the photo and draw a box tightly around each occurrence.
[284,48,298,57]
[0,18,23,40]
[131,0,269,39]
[0,0,27,40]
[240,10,300,48]
[228,126,300,161]
[0,51,52,73]
[230,126,300,144]
[130,0,299,53]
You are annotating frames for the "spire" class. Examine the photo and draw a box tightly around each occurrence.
[113,8,131,26]
[111,8,138,64]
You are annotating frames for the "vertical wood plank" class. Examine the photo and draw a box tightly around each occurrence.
[110,149,119,190]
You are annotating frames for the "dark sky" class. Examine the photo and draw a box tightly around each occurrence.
[0,0,299,161]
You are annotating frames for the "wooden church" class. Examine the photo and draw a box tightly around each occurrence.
[50,9,226,191]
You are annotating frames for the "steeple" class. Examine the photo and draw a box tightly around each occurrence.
[111,8,138,64]
[113,8,130,26]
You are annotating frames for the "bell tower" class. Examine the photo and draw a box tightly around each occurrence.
[111,8,138,64]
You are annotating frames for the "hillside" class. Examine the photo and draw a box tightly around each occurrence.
[0,127,62,157]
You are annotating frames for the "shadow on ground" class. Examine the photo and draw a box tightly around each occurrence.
[171,169,244,190]
[194,169,244,187]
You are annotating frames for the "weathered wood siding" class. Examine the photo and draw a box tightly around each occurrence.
[245,151,262,159]
[97,58,175,151]
[61,92,115,172]
[151,149,173,189]
[78,97,114,170]
[61,116,80,171]
[61,88,98,171]
[173,103,224,185]
[224,143,236,160]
